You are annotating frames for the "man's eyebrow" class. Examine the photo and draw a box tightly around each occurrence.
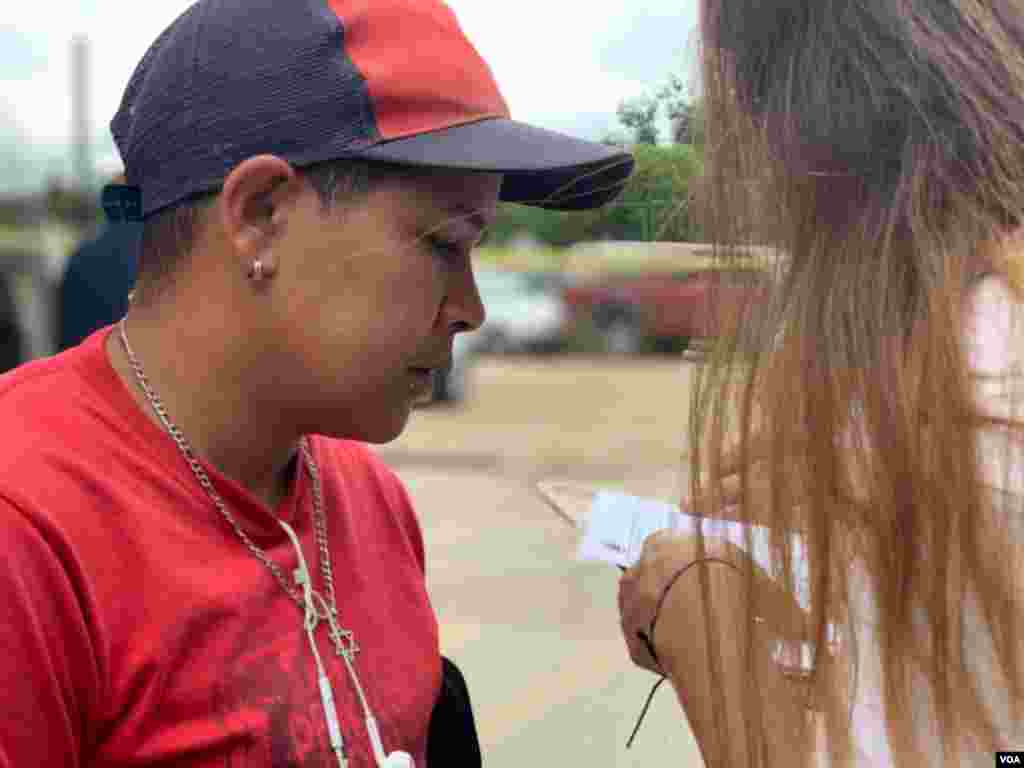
[445,206,492,236]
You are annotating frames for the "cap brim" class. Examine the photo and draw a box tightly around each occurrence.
[355,118,635,211]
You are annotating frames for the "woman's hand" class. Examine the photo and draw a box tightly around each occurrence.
[618,529,809,676]
[618,530,816,767]
[618,531,737,675]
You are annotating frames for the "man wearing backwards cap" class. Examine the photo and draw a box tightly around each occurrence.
[0,1,633,767]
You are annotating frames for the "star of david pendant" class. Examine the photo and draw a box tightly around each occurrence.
[326,611,360,662]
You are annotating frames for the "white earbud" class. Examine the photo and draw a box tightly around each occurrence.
[380,751,414,768]
[367,715,415,768]
[278,518,417,768]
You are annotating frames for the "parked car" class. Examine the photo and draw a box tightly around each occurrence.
[431,268,568,403]
[562,267,773,354]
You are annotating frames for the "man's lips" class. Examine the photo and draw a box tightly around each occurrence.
[409,362,450,374]
[407,367,437,396]
[408,367,441,384]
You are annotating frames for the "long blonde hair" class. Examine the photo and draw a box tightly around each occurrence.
[691,0,1024,764]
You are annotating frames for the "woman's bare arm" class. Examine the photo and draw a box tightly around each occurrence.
[655,553,811,767]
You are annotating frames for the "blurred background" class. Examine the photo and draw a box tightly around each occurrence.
[0,2,771,765]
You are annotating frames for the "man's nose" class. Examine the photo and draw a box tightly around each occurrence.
[443,266,486,334]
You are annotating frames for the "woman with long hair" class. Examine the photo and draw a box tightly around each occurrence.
[618,1,1024,765]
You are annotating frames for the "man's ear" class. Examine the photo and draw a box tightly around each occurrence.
[218,155,301,259]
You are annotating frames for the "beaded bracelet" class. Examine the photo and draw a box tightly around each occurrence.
[627,556,741,749]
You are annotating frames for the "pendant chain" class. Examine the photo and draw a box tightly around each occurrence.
[116,318,344,628]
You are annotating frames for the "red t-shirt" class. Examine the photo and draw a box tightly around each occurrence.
[0,326,440,767]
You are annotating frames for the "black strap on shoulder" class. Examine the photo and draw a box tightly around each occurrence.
[427,656,482,767]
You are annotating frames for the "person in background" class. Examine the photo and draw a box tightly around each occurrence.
[618,0,1024,765]
[57,173,140,351]
[0,269,23,372]
[0,1,633,766]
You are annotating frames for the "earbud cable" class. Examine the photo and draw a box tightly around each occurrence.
[279,518,351,768]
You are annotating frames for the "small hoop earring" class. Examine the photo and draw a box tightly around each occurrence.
[248,259,265,281]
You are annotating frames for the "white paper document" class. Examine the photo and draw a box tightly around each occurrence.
[580,490,843,672]
[578,490,811,611]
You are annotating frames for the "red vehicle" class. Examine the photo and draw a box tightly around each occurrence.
[563,268,772,354]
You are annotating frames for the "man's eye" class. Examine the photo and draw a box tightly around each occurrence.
[429,238,462,263]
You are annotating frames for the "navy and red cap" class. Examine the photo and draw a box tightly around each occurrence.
[106,0,635,222]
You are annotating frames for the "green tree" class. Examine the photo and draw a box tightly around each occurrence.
[667,101,705,147]
[616,96,660,146]
[596,143,703,241]
[656,74,704,148]
[486,202,576,247]
[657,75,687,129]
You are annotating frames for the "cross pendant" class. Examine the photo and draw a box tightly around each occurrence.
[326,610,360,662]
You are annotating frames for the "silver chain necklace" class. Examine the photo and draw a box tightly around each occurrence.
[116,317,359,661]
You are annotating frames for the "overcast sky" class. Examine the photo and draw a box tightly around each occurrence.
[0,1,699,193]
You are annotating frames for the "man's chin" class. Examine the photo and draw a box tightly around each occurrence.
[333,410,415,445]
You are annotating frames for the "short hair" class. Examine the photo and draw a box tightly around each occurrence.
[133,159,377,307]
